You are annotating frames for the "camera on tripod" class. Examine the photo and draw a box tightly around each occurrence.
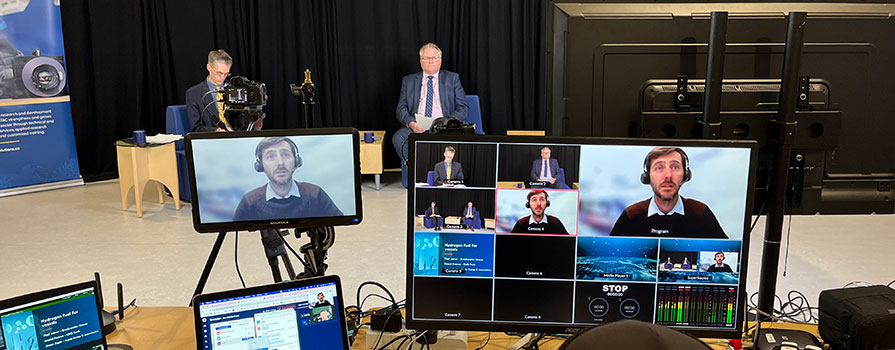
[222,76,267,113]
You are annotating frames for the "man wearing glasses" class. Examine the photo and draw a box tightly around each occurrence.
[392,43,469,166]
[186,49,235,132]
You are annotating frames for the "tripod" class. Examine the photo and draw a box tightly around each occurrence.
[190,227,335,305]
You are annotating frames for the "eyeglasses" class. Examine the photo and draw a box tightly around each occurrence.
[420,56,441,62]
[212,70,231,77]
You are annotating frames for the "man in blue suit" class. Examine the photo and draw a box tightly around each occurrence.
[185,50,236,132]
[462,201,479,231]
[393,43,469,163]
[432,145,464,185]
[530,146,562,189]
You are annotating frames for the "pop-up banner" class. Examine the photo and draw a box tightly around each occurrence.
[0,0,82,196]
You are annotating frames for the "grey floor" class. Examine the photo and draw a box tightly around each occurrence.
[1,174,893,317]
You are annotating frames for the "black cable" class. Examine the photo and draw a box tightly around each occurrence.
[355,281,398,311]
[888,279,895,288]
[748,196,767,234]
[108,298,137,317]
[234,232,246,288]
[272,229,314,274]
[474,332,492,350]
[361,293,395,311]
[375,330,418,350]
[782,212,793,276]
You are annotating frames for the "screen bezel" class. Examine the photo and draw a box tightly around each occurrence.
[185,128,363,233]
[404,133,758,338]
[0,280,107,349]
[191,275,350,350]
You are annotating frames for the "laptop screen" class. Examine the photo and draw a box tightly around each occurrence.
[0,281,106,350]
[194,276,348,350]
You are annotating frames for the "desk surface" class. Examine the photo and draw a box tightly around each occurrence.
[105,307,818,349]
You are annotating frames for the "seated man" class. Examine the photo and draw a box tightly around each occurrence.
[185,49,233,132]
[433,146,464,185]
[425,201,443,231]
[392,43,468,166]
[530,146,562,189]
[681,257,692,270]
[461,201,479,231]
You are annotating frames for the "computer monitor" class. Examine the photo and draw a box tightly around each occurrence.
[405,134,758,338]
[185,128,362,233]
[193,275,349,350]
[0,281,107,350]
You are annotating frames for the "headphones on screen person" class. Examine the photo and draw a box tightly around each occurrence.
[254,137,302,172]
[640,147,692,185]
[525,190,551,208]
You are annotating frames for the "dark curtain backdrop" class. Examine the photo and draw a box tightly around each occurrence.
[497,144,580,184]
[59,0,546,180]
[415,188,495,219]
[414,143,496,187]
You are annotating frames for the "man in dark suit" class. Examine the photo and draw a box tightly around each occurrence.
[530,146,562,189]
[425,201,443,231]
[392,43,469,164]
[232,137,342,221]
[462,201,479,231]
[185,50,255,132]
[433,146,464,185]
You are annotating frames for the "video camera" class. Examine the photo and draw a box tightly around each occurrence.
[223,76,267,113]
[430,117,476,135]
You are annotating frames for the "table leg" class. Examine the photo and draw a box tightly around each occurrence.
[155,182,165,203]
[375,174,381,190]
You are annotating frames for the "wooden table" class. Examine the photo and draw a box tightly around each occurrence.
[103,307,819,349]
[358,130,386,190]
[115,140,180,217]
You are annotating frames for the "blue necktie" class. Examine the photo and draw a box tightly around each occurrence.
[425,76,433,118]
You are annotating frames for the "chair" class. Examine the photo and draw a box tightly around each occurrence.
[531,168,571,190]
[465,95,485,135]
[401,95,485,187]
[427,171,436,186]
[463,211,482,229]
[423,216,444,229]
[165,105,192,202]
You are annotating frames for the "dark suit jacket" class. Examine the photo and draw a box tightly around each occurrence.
[396,70,469,127]
[433,161,464,185]
[425,207,439,217]
[185,79,221,132]
[530,158,560,181]
[461,206,478,219]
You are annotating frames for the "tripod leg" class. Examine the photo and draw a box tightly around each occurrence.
[281,255,297,280]
[191,232,227,305]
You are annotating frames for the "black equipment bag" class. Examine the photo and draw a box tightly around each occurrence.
[818,285,895,350]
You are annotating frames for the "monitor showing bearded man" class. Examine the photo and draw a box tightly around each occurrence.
[610,147,726,239]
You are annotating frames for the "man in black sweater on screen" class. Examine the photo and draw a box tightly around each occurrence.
[232,137,342,221]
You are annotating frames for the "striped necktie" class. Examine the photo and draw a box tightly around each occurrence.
[216,89,231,130]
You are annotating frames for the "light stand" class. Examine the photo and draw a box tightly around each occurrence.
[290,69,316,128]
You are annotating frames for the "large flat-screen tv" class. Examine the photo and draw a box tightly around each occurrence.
[405,134,758,338]
[185,128,362,233]
[549,3,895,214]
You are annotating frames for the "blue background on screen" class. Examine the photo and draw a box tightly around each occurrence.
[2,293,102,350]
[577,146,750,239]
[191,134,356,223]
[413,232,440,276]
[576,236,658,281]
[439,233,494,277]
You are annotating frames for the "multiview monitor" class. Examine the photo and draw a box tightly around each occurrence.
[185,128,362,233]
[405,134,758,338]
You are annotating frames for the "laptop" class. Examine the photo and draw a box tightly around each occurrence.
[0,281,107,350]
[192,275,350,350]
